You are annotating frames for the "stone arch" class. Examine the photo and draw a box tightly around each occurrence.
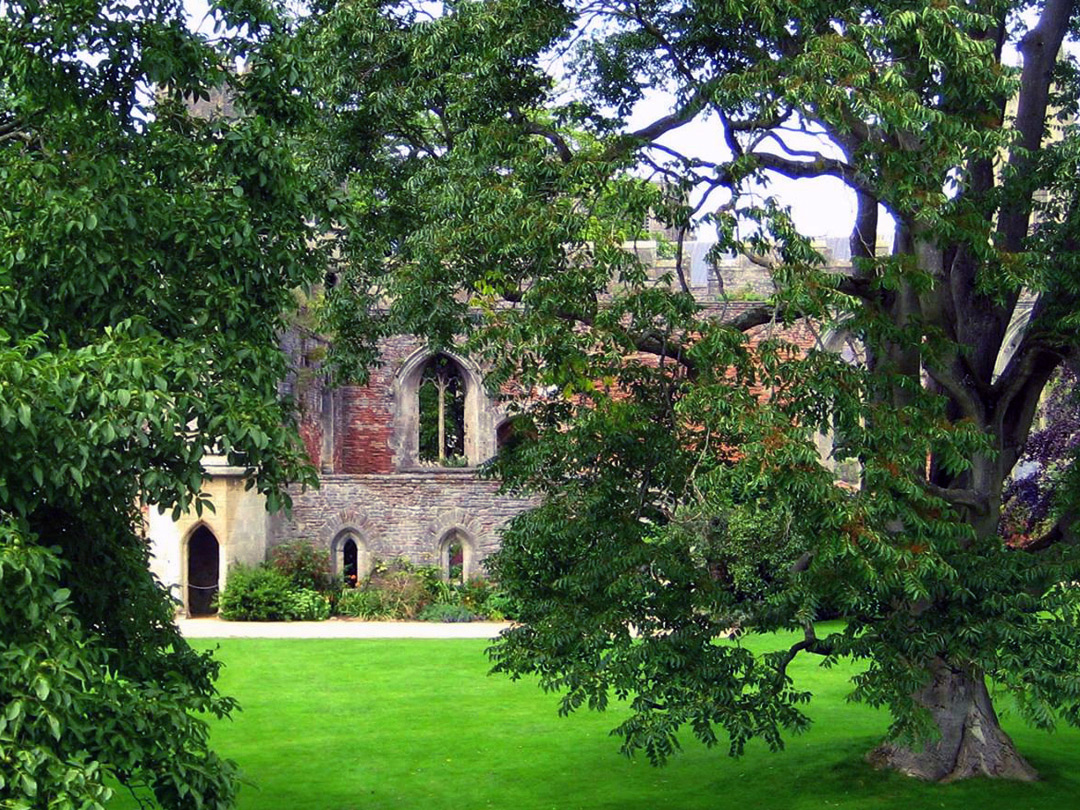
[392,347,497,468]
[423,508,487,581]
[318,510,377,581]
[331,529,370,586]
[183,522,222,617]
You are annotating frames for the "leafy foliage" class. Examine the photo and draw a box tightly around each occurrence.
[271,539,336,592]
[218,558,333,622]
[285,589,333,621]
[334,587,394,620]
[0,0,351,804]
[329,559,515,621]
[0,531,239,809]
[218,565,301,622]
[308,0,1080,781]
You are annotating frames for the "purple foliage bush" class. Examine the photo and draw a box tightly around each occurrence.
[1001,366,1080,545]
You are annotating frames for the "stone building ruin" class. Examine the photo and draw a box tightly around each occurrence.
[146,240,885,617]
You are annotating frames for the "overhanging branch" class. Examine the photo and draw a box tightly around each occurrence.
[924,482,990,515]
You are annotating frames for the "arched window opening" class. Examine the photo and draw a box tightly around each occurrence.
[332,531,367,586]
[187,526,220,616]
[496,416,535,455]
[418,354,466,465]
[343,538,358,587]
[440,529,471,583]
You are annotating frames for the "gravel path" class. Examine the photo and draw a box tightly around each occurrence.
[176,617,512,639]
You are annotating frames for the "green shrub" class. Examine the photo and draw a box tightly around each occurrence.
[271,539,335,592]
[364,559,435,619]
[332,558,523,621]
[459,578,495,612]
[372,571,430,618]
[478,590,519,621]
[418,603,477,623]
[218,565,297,621]
[442,577,519,620]
[286,588,332,621]
[335,588,391,619]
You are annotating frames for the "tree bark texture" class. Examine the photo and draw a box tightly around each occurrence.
[867,662,1038,782]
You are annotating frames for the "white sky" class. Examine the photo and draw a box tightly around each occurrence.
[624,91,859,238]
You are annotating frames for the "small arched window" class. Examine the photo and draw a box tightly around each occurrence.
[439,529,473,583]
[332,531,367,587]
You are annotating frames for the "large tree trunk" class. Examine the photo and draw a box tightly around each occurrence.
[867,661,1038,782]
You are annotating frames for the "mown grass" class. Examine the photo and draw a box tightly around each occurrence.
[111,633,1080,810]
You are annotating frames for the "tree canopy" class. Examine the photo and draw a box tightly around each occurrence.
[311,0,1080,782]
[0,0,352,805]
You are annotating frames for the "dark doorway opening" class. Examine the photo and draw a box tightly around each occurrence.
[187,526,220,616]
[343,538,358,587]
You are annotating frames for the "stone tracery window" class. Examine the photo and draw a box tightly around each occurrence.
[418,354,466,465]
[395,347,498,469]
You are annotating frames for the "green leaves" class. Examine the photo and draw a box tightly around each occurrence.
[1,0,341,805]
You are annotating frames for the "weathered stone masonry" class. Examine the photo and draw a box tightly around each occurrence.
[149,328,535,614]
[276,471,534,580]
[149,249,847,615]
[274,333,527,579]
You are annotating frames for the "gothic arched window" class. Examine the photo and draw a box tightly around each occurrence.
[418,354,466,464]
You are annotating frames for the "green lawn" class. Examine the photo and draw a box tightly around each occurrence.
[111,635,1080,810]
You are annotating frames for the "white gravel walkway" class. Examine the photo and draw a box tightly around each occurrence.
[176,616,512,639]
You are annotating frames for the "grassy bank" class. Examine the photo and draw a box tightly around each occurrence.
[110,635,1080,809]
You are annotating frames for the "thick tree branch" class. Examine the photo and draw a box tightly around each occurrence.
[607,91,708,159]
[924,483,990,515]
[752,151,871,195]
[997,0,1074,251]
[992,295,1070,461]
[511,109,574,163]
[773,625,833,681]
[923,362,983,423]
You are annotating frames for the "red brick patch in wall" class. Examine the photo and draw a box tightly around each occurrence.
[339,384,396,474]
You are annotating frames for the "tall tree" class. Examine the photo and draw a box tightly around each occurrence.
[0,1,357,805]
[311,0,1080,783]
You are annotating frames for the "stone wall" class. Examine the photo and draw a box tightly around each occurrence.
[149,268,849,613]
[275,471,535,579]
[146,465,271,614]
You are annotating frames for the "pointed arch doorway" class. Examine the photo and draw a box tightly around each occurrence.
[187,526,220,616]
